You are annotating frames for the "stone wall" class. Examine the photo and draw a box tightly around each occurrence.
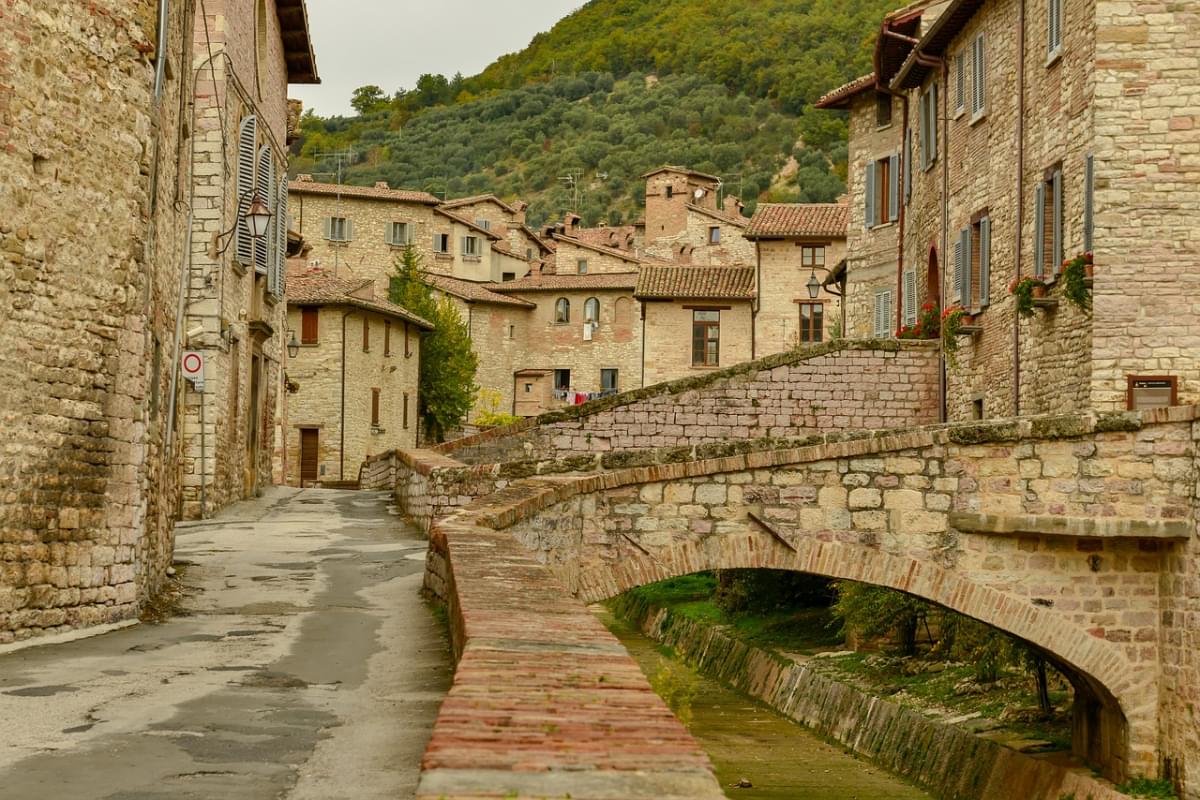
[616,600,1127,800]
[755,237,846,355]
[439,340,941,465]
[550,238,640,275]
[642,299,755,385]
[0,0,192,641]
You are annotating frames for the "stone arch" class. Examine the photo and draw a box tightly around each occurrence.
[568,533,1135,782]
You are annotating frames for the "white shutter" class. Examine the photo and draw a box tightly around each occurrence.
[274,177,288,297]
[433,233,440,252]
[979,217,991,307]
[972,35,986,116]
[953,237,963,303]
[1084,154,1094,252]
[961,227,972,307]
[235,116,257,264]
[324,217,333,241]
[903,271,918,326]
[919,93,929,168]
[956,52,966,112]
[254,145,272,274]
[1052,170,1063,274]
[1034,183,1046,277]
[904,128,913,202]
[929,83,938,163]
[345,218,354,242]
[889,153,900,221]
[865,160,877,229]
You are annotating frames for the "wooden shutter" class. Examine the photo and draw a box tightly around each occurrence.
[371,388,380,427]
[955,52,965,111]
[889,153,900,221]
[345,218,354,242]
[403,393,409,429]
[953,237,963,303]
[272,177,287,297]
[904,128,913,202]
[903,271,918,326]
[235,116,257,264]
[929,83,938,162]
[972,35,986,116]
[1052,169,1063,275]
[1034,182,1046,277]
[919,93,929,168]
[1084,154,1094,252]
[865,160,877,229]
[961,227,972,306]
[301,307,318,343]
[255,145,273,274]
[979,217,992,306]
[324,217,333,240]
[384,321,391,356]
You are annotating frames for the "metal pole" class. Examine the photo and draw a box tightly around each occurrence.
[199,383,207,517]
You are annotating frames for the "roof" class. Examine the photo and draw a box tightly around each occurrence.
[275,0,319,84]
[745,203,849,239]
[422,273,536,308]
[551,233,646,265]
[687,204,747,229]
[439,195,519,215]
[875,1,929,85]
[520,224,555,254]
[640,165,722,183]
[893,0,986,90]
[286,263,434,329]
[490,272,640,293]
[635,266,757,300]
[814,73,877,109]
[572,225,639,251]
[288,180,441,205]
[434,208,503,240]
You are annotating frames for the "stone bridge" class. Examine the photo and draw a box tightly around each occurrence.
[404,406,1200,799]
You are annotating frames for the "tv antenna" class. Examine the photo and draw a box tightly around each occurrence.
[558,171,583,213]
[311,149,358,274]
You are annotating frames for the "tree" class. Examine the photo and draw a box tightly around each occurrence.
[388,247,479,442]
[350,85,388,115]
[830,582,929,656]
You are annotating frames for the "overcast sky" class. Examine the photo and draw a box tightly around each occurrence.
[291,0,585,117]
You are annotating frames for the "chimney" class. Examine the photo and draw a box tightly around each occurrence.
[565,213,581,230]
[374,181,390,190]
[512,200,528,224]
[296,174,313,182]
[723,195,745,217]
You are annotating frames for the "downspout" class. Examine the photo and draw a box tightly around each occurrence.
[153,0,170,100]
[165,212,194,456]
[340,309,353,480]
[752,242,761,358]
[1013,0,1027,415]
[940,57,951,423]
[640,303,647,388]
[892,89,909,333]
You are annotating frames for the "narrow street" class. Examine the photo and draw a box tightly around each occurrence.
[0,488,450,799]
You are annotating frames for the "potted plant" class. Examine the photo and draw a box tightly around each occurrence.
[897,302,941,341]
[1009,276,1047,317]
[1060,252,1093,312]
[941,305,970,368]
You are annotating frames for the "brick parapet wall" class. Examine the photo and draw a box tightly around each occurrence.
[435,339,941,464]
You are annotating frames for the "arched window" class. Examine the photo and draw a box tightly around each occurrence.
[554,298,570,323]
[584,297,600,324]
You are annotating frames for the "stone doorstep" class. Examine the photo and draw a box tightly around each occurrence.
[950,512,1190,539]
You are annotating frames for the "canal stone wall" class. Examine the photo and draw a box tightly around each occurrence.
[615,598,1127,800]
[433,339,940,465]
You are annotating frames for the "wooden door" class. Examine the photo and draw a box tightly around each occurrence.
[300,429,319,485]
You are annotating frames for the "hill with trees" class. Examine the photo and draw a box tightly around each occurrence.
[291,0,895,227]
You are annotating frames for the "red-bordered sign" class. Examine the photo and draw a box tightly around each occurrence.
[182,351,205,382]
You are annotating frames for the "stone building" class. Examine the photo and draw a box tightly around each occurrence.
[745,203,849,354]
[640,166,754,266]
[181,0,317,517]
[283,264,430,485]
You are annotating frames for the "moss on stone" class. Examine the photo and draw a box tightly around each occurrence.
[947,421,1022,445]
[1029,415,1092,440]
[1094,412,1143,433]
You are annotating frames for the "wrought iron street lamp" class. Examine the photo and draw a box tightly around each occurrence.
[806,269,821,300]
[287,331,301,359]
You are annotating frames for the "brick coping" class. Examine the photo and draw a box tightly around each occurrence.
[430,338,940,455]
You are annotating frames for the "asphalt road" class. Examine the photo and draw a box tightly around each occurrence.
[0,488,450,799]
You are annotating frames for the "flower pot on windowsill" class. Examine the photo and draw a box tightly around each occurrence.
[1031,284,1047,298]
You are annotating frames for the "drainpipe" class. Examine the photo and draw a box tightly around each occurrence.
[153,0,170,101]
[940,56,950,423]
[1013,0,1027,415]
[892,90,909,333]
[752,242,761,358]
[340,309,353,480]
[640,302,647,388]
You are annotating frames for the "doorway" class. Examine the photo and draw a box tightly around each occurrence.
[299,428,319,485]
[927,247,940,310]
[245,353,262,496]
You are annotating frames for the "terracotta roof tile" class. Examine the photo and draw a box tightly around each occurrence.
[490,272,640,293]
[288,180,441,205]
[439,194,518,215]
[635,266,756,300]
[687,204,748,228]
[285,261,434,329]
[423,273,536,308]
[814,73,877,109]
[745,203,849,239]
[571,225,639,251]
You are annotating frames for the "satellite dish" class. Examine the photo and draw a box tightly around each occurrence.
[693,188,706,200]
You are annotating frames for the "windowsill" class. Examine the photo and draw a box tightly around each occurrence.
[690,364,721,370]
[868,221,897,232]
[434,252,452,260]
[923,159,938,173]
[463,255,482,262]
[388,243,415,249]
[324,240,351,247]
[1046,47,1063,68]
[953,107,966,120]
[300,342,319,348]
[969,110,987,127]
[231,259,248,277]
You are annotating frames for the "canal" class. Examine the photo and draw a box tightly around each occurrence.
[598,608,934,800]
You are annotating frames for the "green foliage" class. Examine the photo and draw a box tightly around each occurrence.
[716,569,832,615]
[650,660,700,724]
[1117,777,1179,799]
[936,613,1015,683]
[474,388,521,430]
[350,85,388,115]
[388,247,478,441]
[830,582,929,656]
[1009,276,1046,318]
[1061,252,1093,313]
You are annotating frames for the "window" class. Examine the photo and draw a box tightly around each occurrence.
[708,226,721,245]
[404,322,412,358]
[462,235,480,257]
[474,218,491,231]
[919,83,938,169]
[1048,0,1063,59]
[301,307,318,344]
[371,388,381,428]
[507,324,515,340]
[665,185,674,199]
[970,34,987,119]
[801,246,826,268]
[403,392,409,429]
[865,154,899,228]
[692,310,721,367]
[902,271,918,326]
[235,117,257,264]
[554,298,570,323]
[384,321,391,356]
[502,272,516,282]
[954,51,966,114]
[388,222,412,246]
[577,258,589,274]
[526,248,534,260]
[325,216,351,242]
[873,289,893,337]
[1127,376,1177,410]
[601,369,619,392]
[584,297,600,324]
[953,217,990,308]
[254,145,274,275]
[433,233,450,253]
[554,369,571,391]
[1034,166,1063,278]
[875,91,893,128]
[362,317,370,352]
[799,302,824,344]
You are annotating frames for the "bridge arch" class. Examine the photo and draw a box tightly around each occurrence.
[567,532,1132,781]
